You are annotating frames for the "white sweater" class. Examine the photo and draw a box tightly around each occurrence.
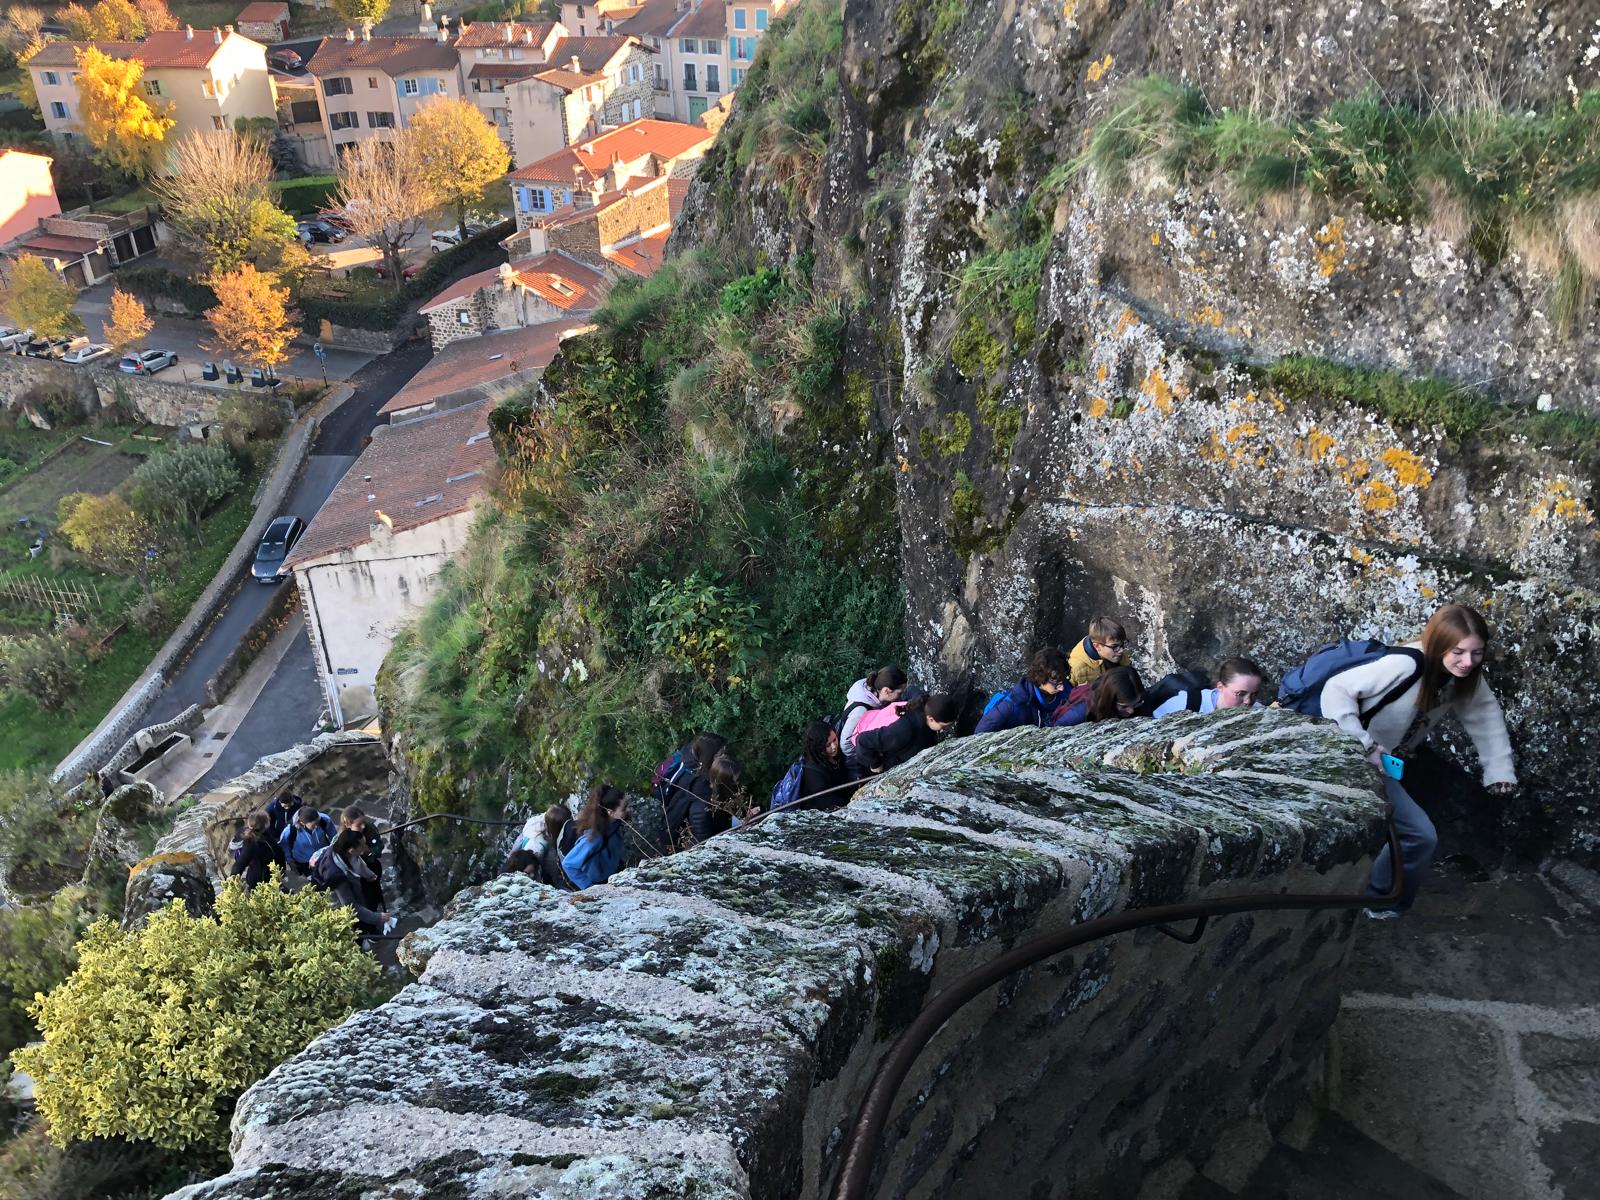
[1318,644,1516,786]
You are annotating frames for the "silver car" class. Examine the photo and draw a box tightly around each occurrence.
[118,349,178,374]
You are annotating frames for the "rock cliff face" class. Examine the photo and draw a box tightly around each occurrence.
[784,0,1600,855]
[166,710,1383,1200]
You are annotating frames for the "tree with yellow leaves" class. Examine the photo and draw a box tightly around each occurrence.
[14,34,48,114]
[404,96,509,241]
[204,265,300,376]
[58,0,171,39]
[73,46,175,178]
[0,256,83,339]
[104,286,152,351]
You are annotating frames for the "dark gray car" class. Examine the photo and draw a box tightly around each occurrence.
[251,515,305,582]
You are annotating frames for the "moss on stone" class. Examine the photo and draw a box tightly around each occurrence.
[951,314,1007,381]
[919,410,973,458]
[975,385,1022,459]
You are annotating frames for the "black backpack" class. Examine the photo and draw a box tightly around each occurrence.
[1139,669,1212,716]
[307,847,341,892]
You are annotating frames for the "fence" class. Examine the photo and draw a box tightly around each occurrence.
[0,575,102,623]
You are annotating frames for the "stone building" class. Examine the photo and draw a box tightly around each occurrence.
[285,403,496,728]
[507,116,709,229]
[520,172,686,277]
[499,33,655,168]
[234,1,289,42]
[417,251,606,350]
[379,317,591,422]
[305,29,460,157]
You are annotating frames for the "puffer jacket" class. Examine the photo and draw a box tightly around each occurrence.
[854,711,941,773]
[974,678,1067,734]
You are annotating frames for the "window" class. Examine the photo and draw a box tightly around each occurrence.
[368,76,378,88]
[679,37,696,53]
[653,64,666,89]
[527,187,550,211]
[755,8,767,29]
[330,111,358,130]
[368,111,395,128]
[651,36,660,49]
[324,76,353,95]
[733,7,746,28]
[683,63,696,90]
[702,38,719,54]
[731,36,751,60]
[211,115,225,129]
[144,79,162,97]
[628,62,641,82]
[202,78,216,97]
[42,70,59,85]
[730,67,743,86]
[401,78,420,95]
[49,100,67,119]
[458,310,472,326]
[509,47,521,59]
[705,64,719,92]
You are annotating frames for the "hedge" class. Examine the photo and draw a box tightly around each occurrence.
[117,267,219,318]
[271,175,340,216]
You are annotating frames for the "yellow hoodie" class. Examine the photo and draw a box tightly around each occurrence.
[1068,635,1130,686]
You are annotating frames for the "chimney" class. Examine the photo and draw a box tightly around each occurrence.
[345,27,355,41]
[497,261,515,290]
[212,25,222,43]
[609,154,627,191]
[436,22,448,43]
[184,23,192,39]
[523,28,533,44]
[503,21,513,42]
[361,25,371,41]
[421,2,432,19]
[587,178,604,204]
[524,225,548,255]
[569,55,580,72]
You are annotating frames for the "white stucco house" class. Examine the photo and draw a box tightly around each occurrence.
[284,401,495,726]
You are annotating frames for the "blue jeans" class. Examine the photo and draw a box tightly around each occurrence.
[1366,776,1438,910]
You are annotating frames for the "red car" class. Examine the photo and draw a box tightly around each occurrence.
[374,261,420,281]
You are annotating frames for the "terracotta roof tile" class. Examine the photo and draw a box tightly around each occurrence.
[615,0,680,38]
[603,230,668,277]
[672,0,726,38]
[236,2,289,21]
[507,117,711,185]
[416,252,607,315]
[528,65,605,91]
[468,62,539,80]
[381,319,590,415]
[307,35,457,75]
[286,403,495,568]
[454,20,555,48]
[30,29,253,69]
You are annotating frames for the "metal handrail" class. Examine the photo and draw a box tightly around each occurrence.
[829,808,1406,1200]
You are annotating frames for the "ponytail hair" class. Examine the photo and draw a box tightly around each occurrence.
[578,783,627,840]
[866,665,907,694]
[1086,667,1144,722]
[904,692,959,724]
[1419,603,1489,711]
[708,752,746,811]
[691,732,727,778]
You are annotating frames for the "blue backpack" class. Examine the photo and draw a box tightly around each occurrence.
[1278,639,1424,725]
[769,760,804,812]
[981,690,1008,717]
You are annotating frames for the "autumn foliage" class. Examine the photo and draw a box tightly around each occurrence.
[204,265,300,373]
[104,286,153,350]
[73,46,176,178]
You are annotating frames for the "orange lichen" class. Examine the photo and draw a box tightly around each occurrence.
[1085,54,1114,83]
[1304,428,1337,462]
[1114,306,1139,335]
[1360,480,1398,511]
[1380,447,1433,489]
[1531,480,1595,524]
[1192,304,1224,326]
[1313,216,1347,277]
[1096,362,1109,382]
[1225,422,1259,444]
[1140,368,1184,415]
[1088,396,1109,418]
[1151,231,1162,245]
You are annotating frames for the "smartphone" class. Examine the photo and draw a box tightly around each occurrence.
[1380,753,1405,782]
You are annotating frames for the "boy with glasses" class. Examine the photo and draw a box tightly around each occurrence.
[1069,616,1132,686]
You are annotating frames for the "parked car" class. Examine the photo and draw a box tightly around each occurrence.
[251,515,305,582]
[61,342,112,365]
[313,208,355,232]
[297,220,346,244]
[268,48,303,70]
[374,260,420,281]
[118,349,178,374]
[23,336,82,359]
[429,228,464,253]
[0,326,34,351]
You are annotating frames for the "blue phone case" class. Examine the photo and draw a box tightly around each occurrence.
[1381,753,1405,781]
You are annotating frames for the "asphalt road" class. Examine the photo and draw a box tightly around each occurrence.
[136,340,433,730]
[194,628,321,791]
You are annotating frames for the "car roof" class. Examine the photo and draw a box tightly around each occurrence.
[266,516,298,534]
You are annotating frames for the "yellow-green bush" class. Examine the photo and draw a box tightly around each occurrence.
[13,878,378,1150]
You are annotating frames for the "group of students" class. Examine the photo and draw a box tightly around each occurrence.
[227,794,398,940]
[504,603,1518,918]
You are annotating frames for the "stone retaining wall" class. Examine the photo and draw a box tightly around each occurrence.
[96,704,204,786]
[169,709,1386,1200]
[0,354,226,427]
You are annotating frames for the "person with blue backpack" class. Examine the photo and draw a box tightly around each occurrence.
[975,648,1072,733]
[278,803,333,877]
[1150,657,1266,717]
[1281,604,1517,918]
[563,784,631,889]
[772,720,859,814]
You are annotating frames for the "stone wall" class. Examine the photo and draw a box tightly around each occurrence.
[0,354,226,427]
[168,709,1387,1199]
[97,704,204,786]
[122,732,390,928]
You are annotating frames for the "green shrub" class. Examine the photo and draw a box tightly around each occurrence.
[0,633,84,712]
[218,390,289,446]
[268,174,339,216]
[0,773,91,902]
[0,887,90,1067]
[127,444,244,540]
[0,1120,209,1200]
[124,590,169,637]
[115,268,218,320]
[14,879,380,1151]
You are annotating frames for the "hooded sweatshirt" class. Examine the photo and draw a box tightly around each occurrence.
[1068,635,1132,686]
[839,678,888,754]
[1318,642,1516,786]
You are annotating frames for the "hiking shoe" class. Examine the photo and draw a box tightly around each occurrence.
[1362,907,1402,921]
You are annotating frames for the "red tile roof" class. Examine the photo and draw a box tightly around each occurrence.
[380,319,590,415]
[528,65,605,92]
[454,20,555,48]
[307,35,457,75]
[30,29,253,69]
[672,0,725,38]
[416,252,607,315]
[603,230,668,277]
[286,403,495,568]
[615,0,680,39]
[17,233,100,254]
[468,62,539,80]
[236,2,289,21]
[543,35,634,72]
[508,117,711,185]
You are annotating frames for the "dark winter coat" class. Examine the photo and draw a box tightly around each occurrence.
[230,836,275,889]
[853,711,940,774]
[319,852,385,935]
[974,678,1068,734]
[794,757,856,811]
